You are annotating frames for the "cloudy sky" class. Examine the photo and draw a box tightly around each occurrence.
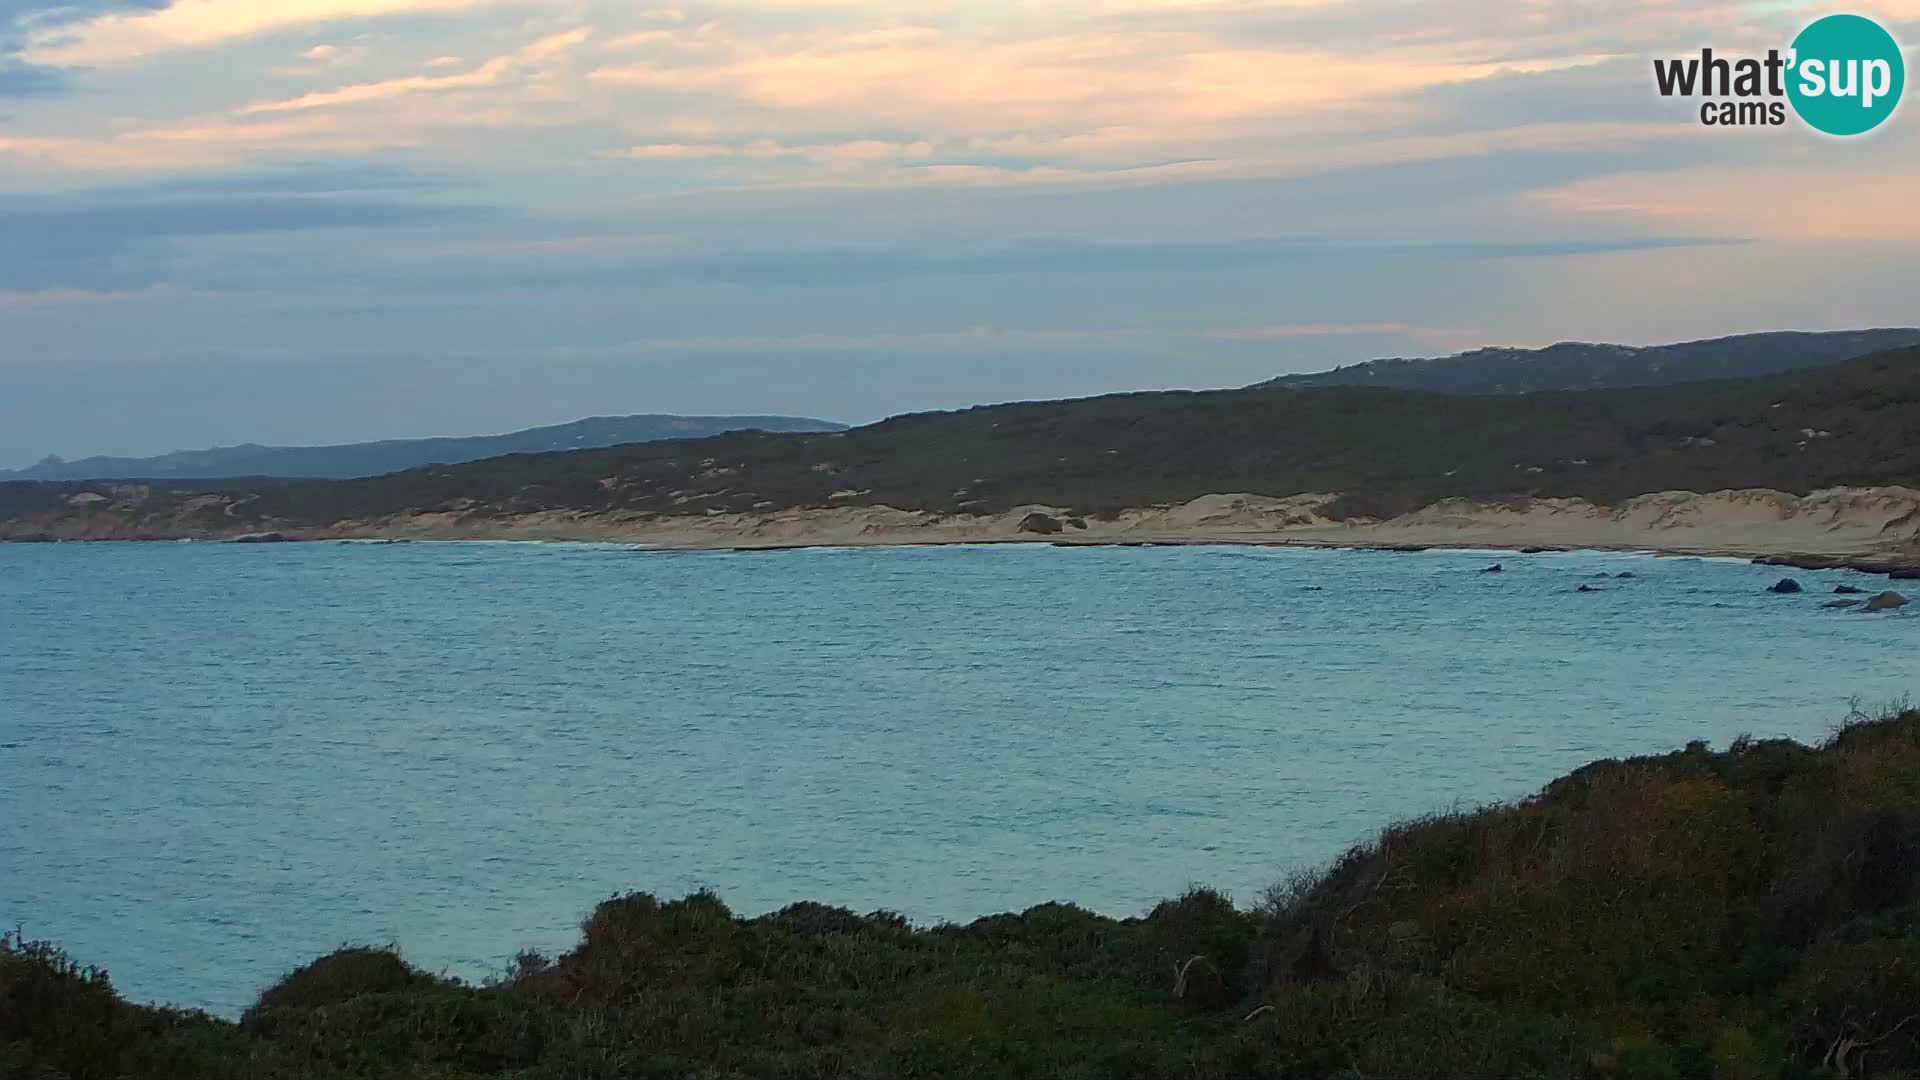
[2,0,1916,465]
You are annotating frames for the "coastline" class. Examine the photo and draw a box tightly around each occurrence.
[6,486,1920,577]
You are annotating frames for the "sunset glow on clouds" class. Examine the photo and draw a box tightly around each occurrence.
[1,0,1915,462]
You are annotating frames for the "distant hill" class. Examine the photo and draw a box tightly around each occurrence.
[1,414,847,481]
[7,345,1920,532]
[1254,329,1920,395]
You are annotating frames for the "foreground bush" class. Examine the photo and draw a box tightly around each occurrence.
[5,710,1918,1079]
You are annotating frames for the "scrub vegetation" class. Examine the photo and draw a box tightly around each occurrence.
[4,346,1920,532]
[1252,329,1920,395]
[7,707,1920,1079]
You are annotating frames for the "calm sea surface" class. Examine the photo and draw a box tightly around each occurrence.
[2,540,1915,1015]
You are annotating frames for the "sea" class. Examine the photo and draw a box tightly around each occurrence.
[1,539,1914,1016]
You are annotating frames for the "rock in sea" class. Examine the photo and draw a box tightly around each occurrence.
[1863,591,1909,612]
[1768,578,1803,594]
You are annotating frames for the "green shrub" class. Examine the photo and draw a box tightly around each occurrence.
[248,947,437,1016]
[8,710,1918,1079]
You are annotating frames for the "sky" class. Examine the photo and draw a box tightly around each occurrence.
[1,0,1917,466]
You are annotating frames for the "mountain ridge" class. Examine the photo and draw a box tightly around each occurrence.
[6,345,1920,548]
[1253,328,1920,395]
[3,413,848,482]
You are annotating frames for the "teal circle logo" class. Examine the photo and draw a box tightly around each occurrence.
[1787,14,1905,136]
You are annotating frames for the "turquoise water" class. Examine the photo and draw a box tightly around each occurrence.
[1,540,1915,1016]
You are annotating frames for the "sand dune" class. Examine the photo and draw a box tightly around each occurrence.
[7,486,1919,573]
[295,486,1920,571]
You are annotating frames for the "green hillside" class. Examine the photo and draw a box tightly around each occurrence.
[1255,329,1920,395]
[4,346,1920,531]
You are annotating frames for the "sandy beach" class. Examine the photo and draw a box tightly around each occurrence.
[208,485,1920,575]
[8,485,1920,575]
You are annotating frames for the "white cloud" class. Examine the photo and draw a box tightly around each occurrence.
[24,0,503,65]
[241,28,589,114]
[0,286,185,310]
[271,40,373,75]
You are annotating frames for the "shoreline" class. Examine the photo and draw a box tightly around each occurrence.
[5,486,1919,578]
[21,530,1913,578]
